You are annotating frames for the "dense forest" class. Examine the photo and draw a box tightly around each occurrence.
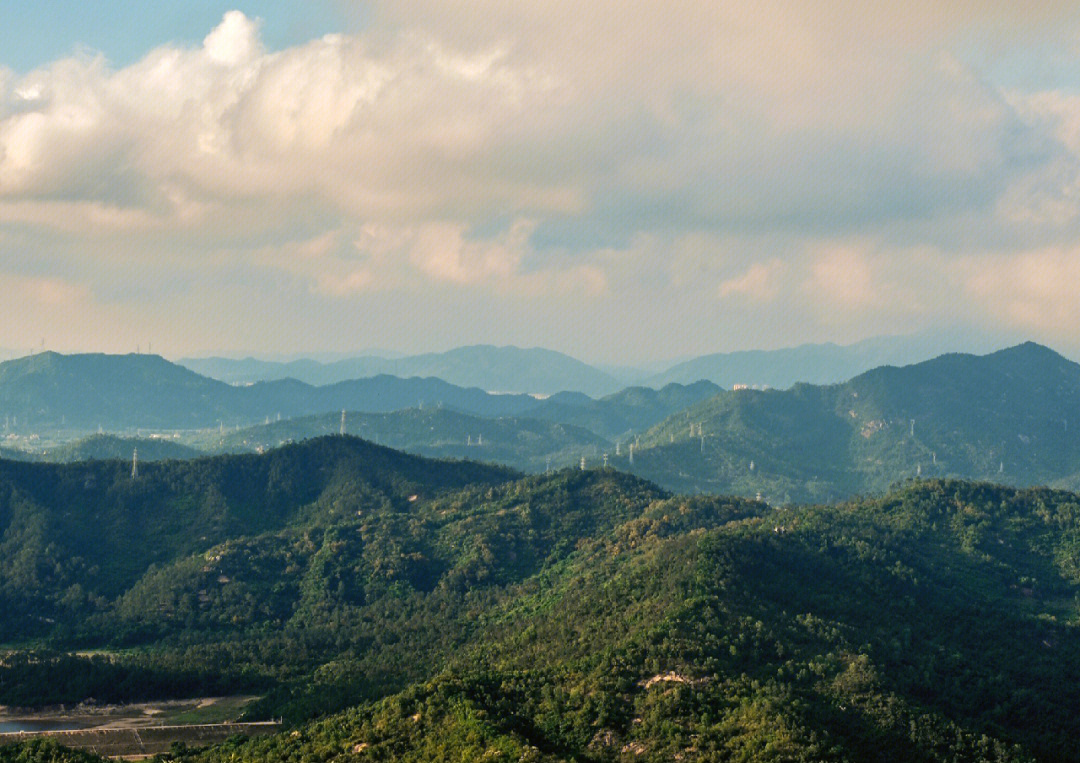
[628,342,1080,501]
[2,436,1080,760]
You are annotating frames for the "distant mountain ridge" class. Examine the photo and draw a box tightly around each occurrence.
[647,332,1007,389]
[179,333,1015,396]
[626,341,1080,501]
[0,352,728,447]
[180,344,623,397]
[0,352,542,432]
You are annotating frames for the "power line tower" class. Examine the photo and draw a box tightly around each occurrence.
[131,448,139,480]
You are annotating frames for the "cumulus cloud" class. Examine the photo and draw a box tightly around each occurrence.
[3,4,1080,359]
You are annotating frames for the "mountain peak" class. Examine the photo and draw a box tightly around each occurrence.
[990,341,1063,360]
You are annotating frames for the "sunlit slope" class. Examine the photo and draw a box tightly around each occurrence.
[10,477,1080,761]
[628,342,1080,501]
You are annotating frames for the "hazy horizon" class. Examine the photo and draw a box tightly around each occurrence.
[0,329,1050,373]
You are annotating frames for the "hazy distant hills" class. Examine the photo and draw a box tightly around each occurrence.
[627,342,1080,501]
[0,352,541,431]
[647,332,996,388]
[0,352,727,450]
[199,407,610,472]
[180,345,623,397]
[47,434,203,462]
[0,434,199,463]
[14,343,1080,504]
[180,334,1009,396]
[524,380,723,439]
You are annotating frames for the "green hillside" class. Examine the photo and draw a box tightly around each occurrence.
[628,343,1080,502]
[525,381,722,439]
[0,352,541,432]
[3,437,1080,760]
[0,436,513,642]
[43,434,203,462]
[194,407,610,472]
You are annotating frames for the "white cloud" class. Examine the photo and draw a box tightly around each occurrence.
[203,10,263,66]
[3,5,1080,359]
[957,246,1080,332]
[717,261,784,301]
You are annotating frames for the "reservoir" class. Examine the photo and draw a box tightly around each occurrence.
[0,720,87,733]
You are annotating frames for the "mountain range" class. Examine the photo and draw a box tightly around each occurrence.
[0,352,542,432]
[624,342,1080,502]
[0,353,720,448]
[179,333,1017,395]
[643,331,1000,388]
[179,345,624,397]
[12,343,1080,510]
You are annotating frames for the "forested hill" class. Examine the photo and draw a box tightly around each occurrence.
[6,471,1080,761]
[0,352,542,431]
[0,352,729,447]
[523,380,723,439]
[201,407,610,472]
[627,342,1080,502]
[44,434,202,462]
[0,434,515,639]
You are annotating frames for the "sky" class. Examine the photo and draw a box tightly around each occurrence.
[3,2,1080,364]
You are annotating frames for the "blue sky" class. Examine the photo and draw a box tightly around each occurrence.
[2,2,1080,363]
[0,1,357,72]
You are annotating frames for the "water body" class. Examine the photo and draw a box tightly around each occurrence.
[0,720,87,733]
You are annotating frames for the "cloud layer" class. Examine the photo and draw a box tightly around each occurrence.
[2,3,1080,361]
